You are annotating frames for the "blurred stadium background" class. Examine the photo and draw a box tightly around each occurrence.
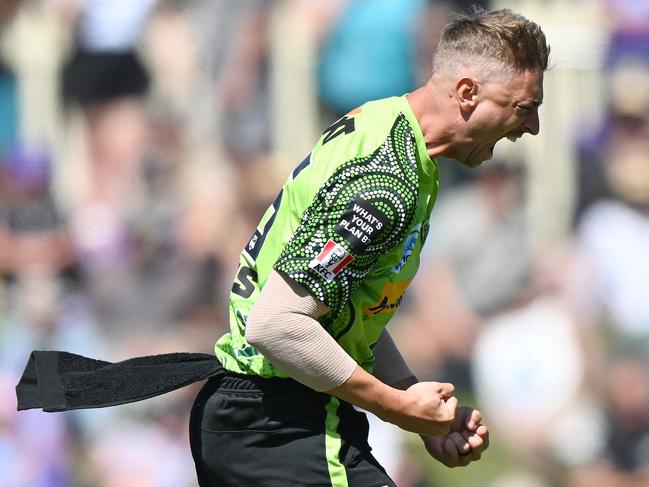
[1,0,648,485]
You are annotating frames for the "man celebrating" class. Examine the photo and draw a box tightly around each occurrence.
[191,7,548,486]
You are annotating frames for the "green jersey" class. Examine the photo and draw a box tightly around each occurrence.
[215,95,440,378]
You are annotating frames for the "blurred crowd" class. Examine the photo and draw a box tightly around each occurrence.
[0,0,648,486]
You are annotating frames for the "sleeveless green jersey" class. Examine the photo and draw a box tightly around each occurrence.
[215,95,440,378]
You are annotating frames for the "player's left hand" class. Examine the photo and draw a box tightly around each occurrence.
[420,406,489,468]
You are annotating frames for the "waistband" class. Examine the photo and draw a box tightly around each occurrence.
[211,371,324,398]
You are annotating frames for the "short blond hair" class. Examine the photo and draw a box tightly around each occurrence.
[433,7,550,79]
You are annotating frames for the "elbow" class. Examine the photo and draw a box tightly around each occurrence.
[245,309,280,356]
[246,328,271,358]
[244,315,265,350]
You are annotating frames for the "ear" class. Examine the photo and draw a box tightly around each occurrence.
[456,77,479,113]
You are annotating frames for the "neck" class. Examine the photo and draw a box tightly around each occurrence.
[407,76,458,159]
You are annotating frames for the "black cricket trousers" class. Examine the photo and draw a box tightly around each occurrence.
[190,372,397,486]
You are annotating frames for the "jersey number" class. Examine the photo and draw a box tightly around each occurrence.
[231,266,258,299]
[231,154,313,298]
[322,116,355,145]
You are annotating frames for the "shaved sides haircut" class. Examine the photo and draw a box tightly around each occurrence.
[433,7,550,79]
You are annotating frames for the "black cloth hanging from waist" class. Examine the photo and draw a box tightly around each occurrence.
[15,350,224,412]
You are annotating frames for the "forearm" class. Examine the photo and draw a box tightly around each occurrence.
[328,365,457,436]
[326,364,411,421]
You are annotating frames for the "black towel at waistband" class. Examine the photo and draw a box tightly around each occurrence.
[16,350,224,412]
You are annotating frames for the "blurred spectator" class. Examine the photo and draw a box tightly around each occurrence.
[316,0,490,123]
[472,295,585,448]
[576,0,649,217]
[0,0,20,161]
[54,0,232,338]
[601,357,649,473]
[573,125,649,352]
[57,0,158,320]
[187,0,271,165]
[575,59,649,217]
[215,0,271,165]
[0,143,88,368]
[601,0,649,66]
[569,356,649,487]
[404,162,531,389]
[469,243,602,487]
[317,0,426,120]
[59,0,157,215]
[0,145,75,281]
[0,60,17,161]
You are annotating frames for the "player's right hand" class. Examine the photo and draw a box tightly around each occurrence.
[383,382,457,436]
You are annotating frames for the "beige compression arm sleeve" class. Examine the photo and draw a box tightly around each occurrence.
[245,270,358,392]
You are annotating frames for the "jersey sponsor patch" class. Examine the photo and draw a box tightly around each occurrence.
[334,197,389,252]
[392,224,421,273]
[309,239,354,282]
[363,280,411,316]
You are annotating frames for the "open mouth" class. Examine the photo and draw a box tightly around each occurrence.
[484,135,518,162]
[486,135,516,160]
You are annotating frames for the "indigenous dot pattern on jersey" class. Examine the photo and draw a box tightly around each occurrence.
[275,115,419,318]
